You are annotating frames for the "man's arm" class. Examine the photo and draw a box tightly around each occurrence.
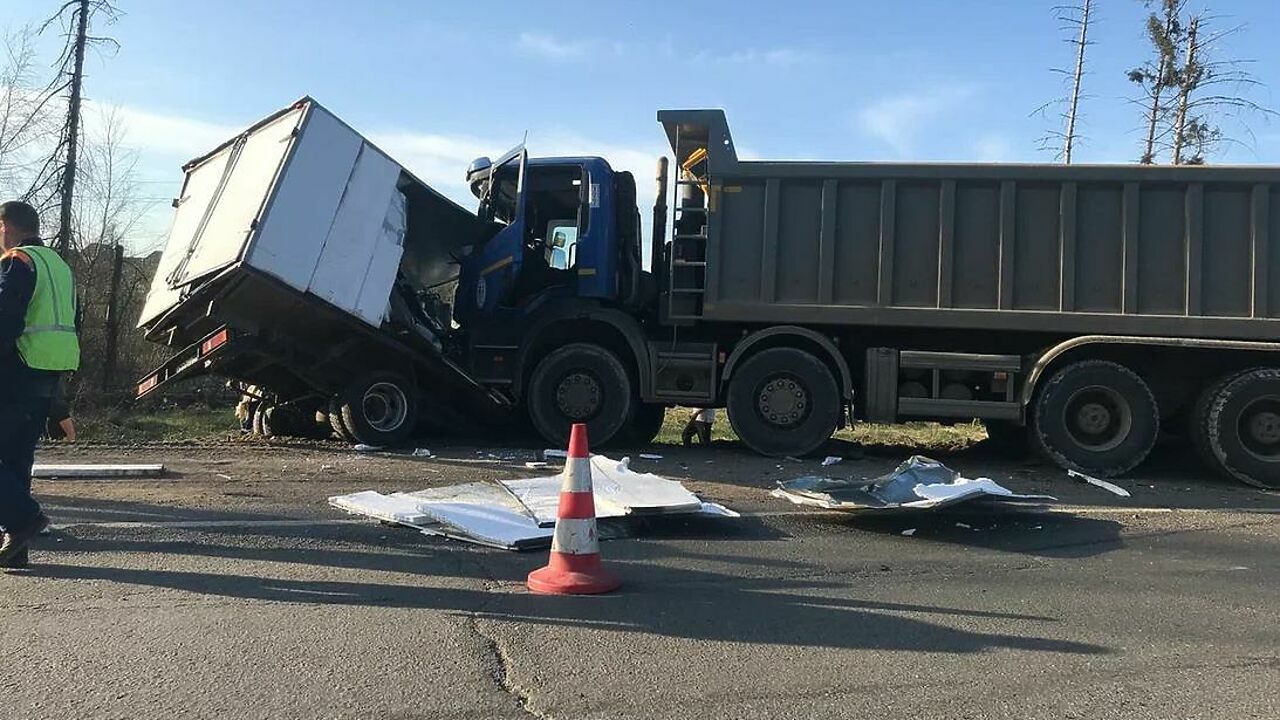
[0,251,35,346]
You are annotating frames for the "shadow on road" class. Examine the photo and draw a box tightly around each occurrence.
[31,556,1111,657]
[21,492,1119,658]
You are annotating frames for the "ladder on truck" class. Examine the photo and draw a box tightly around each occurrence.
[666,140,709,322]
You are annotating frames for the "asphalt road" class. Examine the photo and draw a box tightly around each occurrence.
[4,442,1278,719]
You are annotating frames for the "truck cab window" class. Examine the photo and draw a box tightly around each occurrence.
[546,221,578,270]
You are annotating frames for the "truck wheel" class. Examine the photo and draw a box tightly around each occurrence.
[727,348,841,458]
[339,372,419,447]
[527,343,633,448]
[1032,360,1158,477]
[253,405,271,438]
[619,404,667,447]
[261,406,288,438]
[1189,372,1238,470]
[1204,368,1280,489]
[328,398,356,443]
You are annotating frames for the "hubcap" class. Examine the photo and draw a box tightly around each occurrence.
[1062,385,1132,452]
[757,376,809,428]
[1237,396,1280,461]
[362,382,409,433]
[556,371,602,421]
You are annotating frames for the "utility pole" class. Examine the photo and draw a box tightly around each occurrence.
[55,0,89,256]
[1062,0,1093,164]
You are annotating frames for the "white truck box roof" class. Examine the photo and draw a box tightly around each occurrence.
[140,98,460,330]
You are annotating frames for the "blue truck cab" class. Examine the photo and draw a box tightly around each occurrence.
[449,147,653,442]
[455,151,640,324]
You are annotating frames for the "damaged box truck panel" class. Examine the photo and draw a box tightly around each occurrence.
[140,99,487,338]
[137,98,502,444]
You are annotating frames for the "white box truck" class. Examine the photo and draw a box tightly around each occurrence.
[137,98,506,443]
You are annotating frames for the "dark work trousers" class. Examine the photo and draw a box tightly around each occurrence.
[0,396,50,531]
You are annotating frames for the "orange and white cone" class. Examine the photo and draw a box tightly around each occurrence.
[527,423,621,595]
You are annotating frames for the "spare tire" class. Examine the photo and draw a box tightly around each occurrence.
[338,371,419,446]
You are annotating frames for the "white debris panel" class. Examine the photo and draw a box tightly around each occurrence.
[329,455,737,551]
[771,455,1056,512]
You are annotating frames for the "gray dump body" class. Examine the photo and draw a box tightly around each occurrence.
[660,110,1280,341]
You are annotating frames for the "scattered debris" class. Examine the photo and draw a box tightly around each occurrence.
[1067,469,1131,497]
[31,464,165,479]
[353,444,382,453]
[411,448,434,458]
[821,456,843,467]
[955,522,973,530]
[770,456,1056,513]
[784,456,803,463]
[524,461,549,470]
[901,528,917,536]
[330,454,736,550]
[638,453,664,461]
[216,473,233,480]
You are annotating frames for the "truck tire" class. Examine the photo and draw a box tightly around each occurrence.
[1188,372,1239,470]
[619,404,667,447]
[252,405,271,438]
[727,347,841,458]
[1032,360,1158,477]
[261,406,288,438]
[328,398,356,443]
[339,372,419,447]
[1204,367,1280,489]
[527,343,634,448]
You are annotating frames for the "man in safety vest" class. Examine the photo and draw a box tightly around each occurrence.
[0,200,80,569]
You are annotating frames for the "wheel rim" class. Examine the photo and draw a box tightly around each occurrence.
[756,375,810,429]
[555,371,603,421]
[1062,384,1132,452]
[362,382,409,432]
[1236,395,1280,462]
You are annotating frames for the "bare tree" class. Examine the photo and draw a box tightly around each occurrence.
[1128,0,1186,164]
[1036,1,1097,163]
[69,106,155,394]
[1166,12,1275,165]
[27,0,121,253]
[0,26,60,198]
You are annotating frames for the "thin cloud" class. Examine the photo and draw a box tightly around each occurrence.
[516,32,585,61]
[973,133,1015,162]
[694,47,822,67]
[105,102,242,160]
[857,86,979,157]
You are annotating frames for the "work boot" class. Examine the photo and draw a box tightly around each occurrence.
[0,512,49,565]
[0,545,29,571]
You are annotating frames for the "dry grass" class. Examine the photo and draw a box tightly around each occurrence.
[652,406,986,453]
[74,405,239,443]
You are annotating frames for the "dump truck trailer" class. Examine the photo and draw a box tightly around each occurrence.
[139,99,1280,488]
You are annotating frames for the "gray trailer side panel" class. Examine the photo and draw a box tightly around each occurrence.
[661,110,1280,341]
[708,168,1280,338]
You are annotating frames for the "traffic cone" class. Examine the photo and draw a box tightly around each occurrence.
[527,423,621,595]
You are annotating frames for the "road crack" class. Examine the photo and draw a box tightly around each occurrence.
[466,615,553,720]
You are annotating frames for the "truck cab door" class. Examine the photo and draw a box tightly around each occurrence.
[457,146,527,323]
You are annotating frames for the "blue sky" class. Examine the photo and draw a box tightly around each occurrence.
[3,0,1278,251]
